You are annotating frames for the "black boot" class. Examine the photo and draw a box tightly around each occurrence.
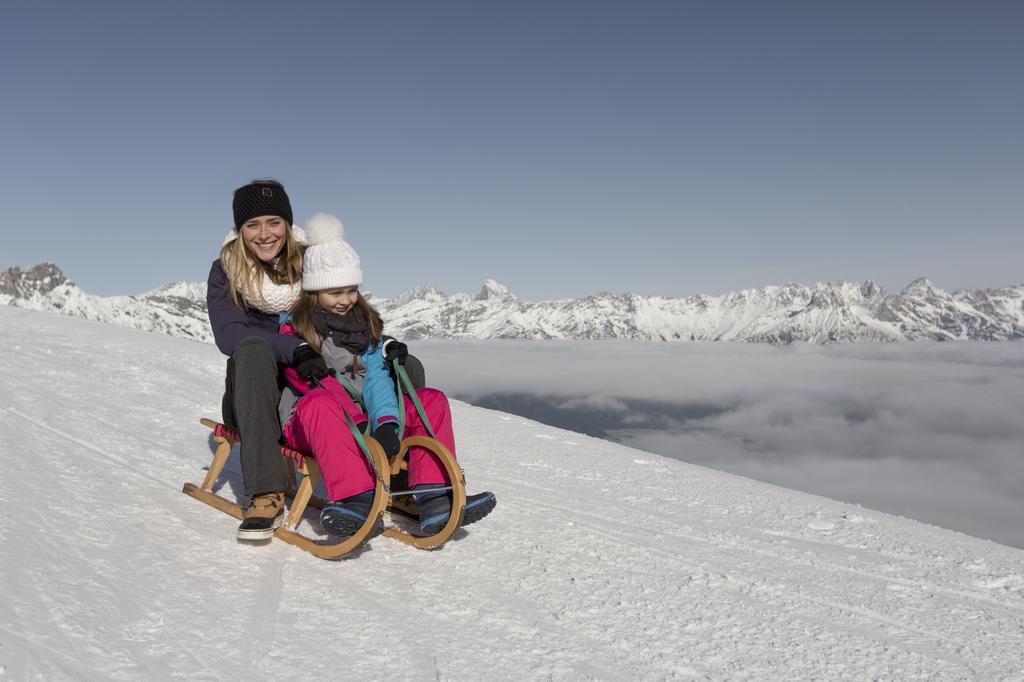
[415,486,497,535]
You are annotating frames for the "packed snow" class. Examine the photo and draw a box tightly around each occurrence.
[1,306,1023,679]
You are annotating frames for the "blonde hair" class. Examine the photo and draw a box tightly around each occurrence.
[291,290,384,353]
[219,232,304,309]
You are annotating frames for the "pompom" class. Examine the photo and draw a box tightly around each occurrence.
[304,213,344,246]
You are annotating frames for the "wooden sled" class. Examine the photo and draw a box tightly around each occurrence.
[182,418,468,560]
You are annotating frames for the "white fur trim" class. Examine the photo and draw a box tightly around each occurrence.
[304,213,344,246]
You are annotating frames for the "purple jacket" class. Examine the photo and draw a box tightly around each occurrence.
[206,259,303,363]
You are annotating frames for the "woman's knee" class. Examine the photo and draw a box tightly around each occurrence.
[232,336,275,365]
[403,355,426,389]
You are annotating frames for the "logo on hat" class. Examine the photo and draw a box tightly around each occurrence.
[262,188,274,197]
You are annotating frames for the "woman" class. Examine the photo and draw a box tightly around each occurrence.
[207,179,326,539]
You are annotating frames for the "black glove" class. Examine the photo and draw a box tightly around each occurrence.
[294,344,329,383]
[373,422,402,457]
[381,336,409,366]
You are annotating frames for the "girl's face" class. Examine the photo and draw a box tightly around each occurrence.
[317,286,359,315]
[240,215,288,263]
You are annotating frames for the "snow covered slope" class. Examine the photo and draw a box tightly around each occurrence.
[4,262,1023,344]
[1,306,1022,679]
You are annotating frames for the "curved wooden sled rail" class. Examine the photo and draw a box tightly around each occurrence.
[183,419,466,559]
[383,435,467,549]
[272,437,389,560]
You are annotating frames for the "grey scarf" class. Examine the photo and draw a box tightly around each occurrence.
[312,308,371,354]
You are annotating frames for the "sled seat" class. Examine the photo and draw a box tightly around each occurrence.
[204,420,307,467]
[189,418,328,533]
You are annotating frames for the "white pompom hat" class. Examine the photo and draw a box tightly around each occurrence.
[301,213,363,291]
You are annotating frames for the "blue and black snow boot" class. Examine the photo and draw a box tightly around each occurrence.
[415,484,497,536]
[320,490,384,539]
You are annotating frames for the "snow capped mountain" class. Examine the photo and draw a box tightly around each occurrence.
[2,262,1023,344]
[878,277,1024,341]
[0,262,211,342]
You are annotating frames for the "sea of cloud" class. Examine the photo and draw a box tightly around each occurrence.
[411,339,1024,549]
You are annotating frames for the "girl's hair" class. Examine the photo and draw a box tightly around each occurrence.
[291,289,384,353]
[219,179,304,309]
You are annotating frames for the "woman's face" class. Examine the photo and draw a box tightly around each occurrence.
[239,215,288,263]
[317,286,359,315]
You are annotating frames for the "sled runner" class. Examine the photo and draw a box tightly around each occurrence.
[182,421,468,558]
[182,364,468,560]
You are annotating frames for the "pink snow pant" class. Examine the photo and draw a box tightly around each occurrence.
[283,382,456,502]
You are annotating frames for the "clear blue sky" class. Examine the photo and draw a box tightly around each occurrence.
[2,1,1021,299]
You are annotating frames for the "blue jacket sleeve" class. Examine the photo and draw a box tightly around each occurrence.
[361,344,399,431]
[206,259,303,363]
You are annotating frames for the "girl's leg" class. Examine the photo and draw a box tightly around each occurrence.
[285,387,375,501]
[403,388,496,533]
[402,388,457,488]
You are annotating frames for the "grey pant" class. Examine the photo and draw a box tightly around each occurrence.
[222,336,291,498]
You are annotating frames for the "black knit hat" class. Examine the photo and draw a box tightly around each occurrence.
[232,181,293,229]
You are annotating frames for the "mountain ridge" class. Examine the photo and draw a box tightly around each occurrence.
[2,261,1022,344]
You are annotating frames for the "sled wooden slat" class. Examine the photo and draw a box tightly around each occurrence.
[183,482,245,519]
[183,418,468,559]
[273,439,390,560]
[383,436,467,549]
[199,418,306,465]
[285,456,320,531]
[199,431,233,491]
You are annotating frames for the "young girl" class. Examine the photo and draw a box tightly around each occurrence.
[278,213,496,537]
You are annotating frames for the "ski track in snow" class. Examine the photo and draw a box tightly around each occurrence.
[1,306,1023,680]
